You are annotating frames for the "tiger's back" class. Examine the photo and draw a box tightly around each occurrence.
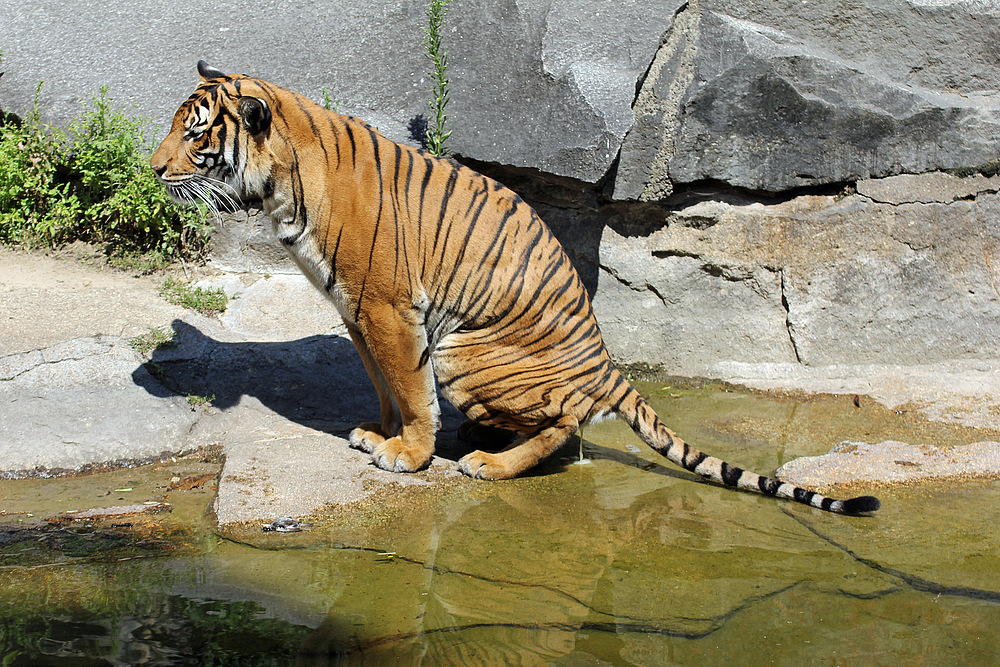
[151,62,878,515]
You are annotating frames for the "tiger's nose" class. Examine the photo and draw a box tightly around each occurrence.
[152,163,167,178]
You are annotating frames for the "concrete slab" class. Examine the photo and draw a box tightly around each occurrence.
[0,247,188,356]
[0,335,198,474]
[710,359,1000,431]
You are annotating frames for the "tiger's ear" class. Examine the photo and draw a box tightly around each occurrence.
[197,61,226,82]
[238,97,271,137]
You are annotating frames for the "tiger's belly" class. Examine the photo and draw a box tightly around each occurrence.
[432,330,609,432]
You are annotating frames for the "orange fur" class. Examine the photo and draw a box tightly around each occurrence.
[150,63,879,514]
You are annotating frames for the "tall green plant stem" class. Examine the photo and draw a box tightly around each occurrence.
[424,0,453,157]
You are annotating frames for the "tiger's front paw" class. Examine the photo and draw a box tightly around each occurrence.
[458,451,515,480]
[349,422,388,454]
[373,437,432,473]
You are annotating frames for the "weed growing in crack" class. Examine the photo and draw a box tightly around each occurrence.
[424,0,453,157]
[320,88,341,113]
[187,393,215,408]
[160,277,230,316]
[129,327,178,356]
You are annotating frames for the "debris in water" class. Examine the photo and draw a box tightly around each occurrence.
[52,503,171,523]
[262,517,312,533]
[167,473,217,492]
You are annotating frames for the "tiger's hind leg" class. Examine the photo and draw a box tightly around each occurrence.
[458,415,579,480]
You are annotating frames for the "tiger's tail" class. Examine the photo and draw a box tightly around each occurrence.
[613,385,880,515]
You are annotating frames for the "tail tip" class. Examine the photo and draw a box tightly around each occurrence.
[839,495,881,514]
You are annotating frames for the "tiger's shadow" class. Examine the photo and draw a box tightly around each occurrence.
[132,319,475,462]
[133,320,683,477]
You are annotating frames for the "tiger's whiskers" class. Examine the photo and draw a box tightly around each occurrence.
[173,175,243,227]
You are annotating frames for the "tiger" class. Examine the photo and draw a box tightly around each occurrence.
[151,61,879,515]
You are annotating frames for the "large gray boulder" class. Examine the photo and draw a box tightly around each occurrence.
[441,0,686,182]
[614,0,1000,198]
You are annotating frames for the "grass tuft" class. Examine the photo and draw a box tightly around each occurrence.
[160,277,229,316]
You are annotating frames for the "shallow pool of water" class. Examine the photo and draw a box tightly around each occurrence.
[2,381,999,665]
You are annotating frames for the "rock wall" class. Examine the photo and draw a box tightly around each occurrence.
[2,0,998,375]
[591,178,1000,373]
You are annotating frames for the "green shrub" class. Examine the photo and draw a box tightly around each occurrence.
[68,87,211,261]
[0,82,211,267]
[0,84,80,246]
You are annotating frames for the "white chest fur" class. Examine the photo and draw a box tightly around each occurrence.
[266,214,356,325]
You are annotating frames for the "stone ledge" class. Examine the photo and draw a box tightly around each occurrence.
[857,172,1000,205]
[212,422,463,529]
[777,440,1000,489]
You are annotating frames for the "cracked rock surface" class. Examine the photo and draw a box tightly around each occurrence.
[0,335,197,472]
[4,0,1000,517]
[3,225,999,531]
[3,4,996,448]
[545,171,1000,389]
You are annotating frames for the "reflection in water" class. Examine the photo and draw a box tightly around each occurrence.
[2,382,1000,664]
[0,562,311,664]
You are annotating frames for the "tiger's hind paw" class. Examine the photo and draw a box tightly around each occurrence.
[458,451,516,480]
[349,422,388,454]
[372,437,432,473]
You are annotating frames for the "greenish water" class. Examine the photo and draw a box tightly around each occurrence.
[2,382,999,665]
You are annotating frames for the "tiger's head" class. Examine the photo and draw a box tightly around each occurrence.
[151,61,275,212]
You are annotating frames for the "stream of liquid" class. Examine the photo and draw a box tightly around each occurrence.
[2,381,998,665]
